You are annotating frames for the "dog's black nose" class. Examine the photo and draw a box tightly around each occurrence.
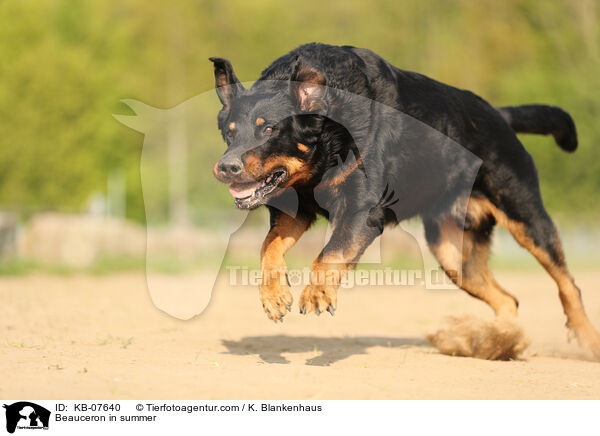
[217,155,243,177]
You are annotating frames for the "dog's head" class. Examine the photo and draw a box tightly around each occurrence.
[209,57,331,209]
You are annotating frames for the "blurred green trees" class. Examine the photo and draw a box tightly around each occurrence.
[1,0,599,222]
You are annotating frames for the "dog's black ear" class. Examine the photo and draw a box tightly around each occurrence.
[209,57,244,108]
[289,58,327,112]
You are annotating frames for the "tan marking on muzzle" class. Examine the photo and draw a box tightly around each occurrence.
[244,153,313,186]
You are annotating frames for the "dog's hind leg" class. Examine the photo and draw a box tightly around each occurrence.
[424,214,519,317]
[471,194,600,359]
[423,209,531,360]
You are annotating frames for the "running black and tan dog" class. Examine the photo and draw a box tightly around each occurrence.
[210,43,600,358]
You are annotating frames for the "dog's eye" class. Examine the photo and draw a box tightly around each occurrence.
[264,126,273,135]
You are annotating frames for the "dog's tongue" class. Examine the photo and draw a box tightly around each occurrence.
[229,182,260,199]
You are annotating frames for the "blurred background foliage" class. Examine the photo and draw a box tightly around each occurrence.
[1,0,599,223]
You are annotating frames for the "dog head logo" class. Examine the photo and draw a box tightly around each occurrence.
[3,402,50,434]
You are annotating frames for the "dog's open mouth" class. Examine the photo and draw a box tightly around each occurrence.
[228,168,288,209]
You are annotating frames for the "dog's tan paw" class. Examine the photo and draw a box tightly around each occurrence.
[260,281,293,322]
[299,284,337,316]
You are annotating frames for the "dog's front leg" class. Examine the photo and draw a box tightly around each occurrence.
[260,209,311,321]
[299,209,383,316]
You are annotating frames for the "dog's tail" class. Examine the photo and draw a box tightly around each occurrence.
[497,104,578,152]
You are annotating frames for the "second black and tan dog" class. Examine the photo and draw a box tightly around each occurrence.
[210,43,600,359]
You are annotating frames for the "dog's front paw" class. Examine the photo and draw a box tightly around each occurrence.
[299,284,337,316]
[260,278,293,322]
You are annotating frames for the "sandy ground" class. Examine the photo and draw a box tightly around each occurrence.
[1,270,600,399]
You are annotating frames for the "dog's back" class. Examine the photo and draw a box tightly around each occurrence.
[260,43,576,158]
